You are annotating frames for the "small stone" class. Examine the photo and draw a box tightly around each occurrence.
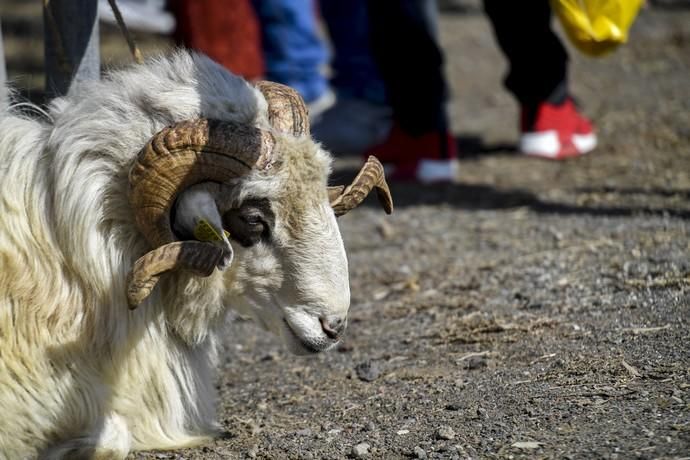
[296,428,312,437]
[352,442,370,458]
[444,402,462,411]
[247,444,259,458]
[300,452,314,460]
[465,355,487,370]
[436,425,456,440]
[363,421,376,432]
[355,361,381,382]
[512,441,542,449]
[414,446,427,458]
[337,341,354,353]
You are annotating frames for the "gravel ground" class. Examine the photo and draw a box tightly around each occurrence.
[1,2,688,459]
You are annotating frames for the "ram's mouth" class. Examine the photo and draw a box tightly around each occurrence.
[283,318,333,355]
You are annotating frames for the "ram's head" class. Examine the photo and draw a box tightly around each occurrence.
[126,82,392,354]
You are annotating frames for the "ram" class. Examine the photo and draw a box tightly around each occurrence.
[0,51,392,459]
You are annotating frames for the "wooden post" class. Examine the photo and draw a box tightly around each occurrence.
[43,0,100,97]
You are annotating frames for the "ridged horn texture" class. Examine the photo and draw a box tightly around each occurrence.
[127,118,275,307]
[329,156,394,217]
[256,80,309,136]
[126,242,224,308]
[327,185,345,203]
[129,118,275,248]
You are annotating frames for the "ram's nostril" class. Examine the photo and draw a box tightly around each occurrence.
[320,316,346,340]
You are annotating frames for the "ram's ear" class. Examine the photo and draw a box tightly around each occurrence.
[190,217,234,270]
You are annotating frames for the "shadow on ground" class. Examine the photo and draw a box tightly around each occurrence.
[332,162,690,220]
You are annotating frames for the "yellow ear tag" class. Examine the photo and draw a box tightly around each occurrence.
[193,219,230,242]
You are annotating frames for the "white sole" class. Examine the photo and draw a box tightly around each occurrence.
[519,130,560,158]
[520,130,598,157]
[573,133,597,154]
[416,159,459,184]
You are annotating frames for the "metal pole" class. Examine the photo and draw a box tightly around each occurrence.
[0,21,6,89]
[44,0,100,97]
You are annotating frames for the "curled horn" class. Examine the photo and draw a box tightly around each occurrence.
[329,156,393,217]
[126,242,224,308]
[127,118,275,308]
[255,81,309,136]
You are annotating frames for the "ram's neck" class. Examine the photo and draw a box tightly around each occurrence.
[156,271,228,346]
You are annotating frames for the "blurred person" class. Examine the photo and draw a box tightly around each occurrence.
[172,0,333,115]
[364,0,457,182]
[314,0,457,182]
[314,0,597,183]
[169,0,264,80]
[312,0,455,182]
[312,0,394,157]
[484,0,597,159]
[251,0,334,117]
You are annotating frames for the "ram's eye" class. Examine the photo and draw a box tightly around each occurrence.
[242,214,262,227]
[222,200,274,247]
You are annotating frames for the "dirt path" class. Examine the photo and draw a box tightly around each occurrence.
[1,2,688,458]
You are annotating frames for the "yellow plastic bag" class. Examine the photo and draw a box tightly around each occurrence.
[550,0,644,56]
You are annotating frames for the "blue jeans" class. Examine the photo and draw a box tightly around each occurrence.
[319,0,387,105]
[251,0,328,103]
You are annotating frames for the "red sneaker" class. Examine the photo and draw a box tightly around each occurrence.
[366,123,459,183]
[519,98,597,159]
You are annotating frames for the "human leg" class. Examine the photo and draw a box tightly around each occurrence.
[483,0,597,158]
[367,0,449,137]
[483,0,567,108]
[251,0,330,107]
[365,0,457,182]
[311,0,392,155]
